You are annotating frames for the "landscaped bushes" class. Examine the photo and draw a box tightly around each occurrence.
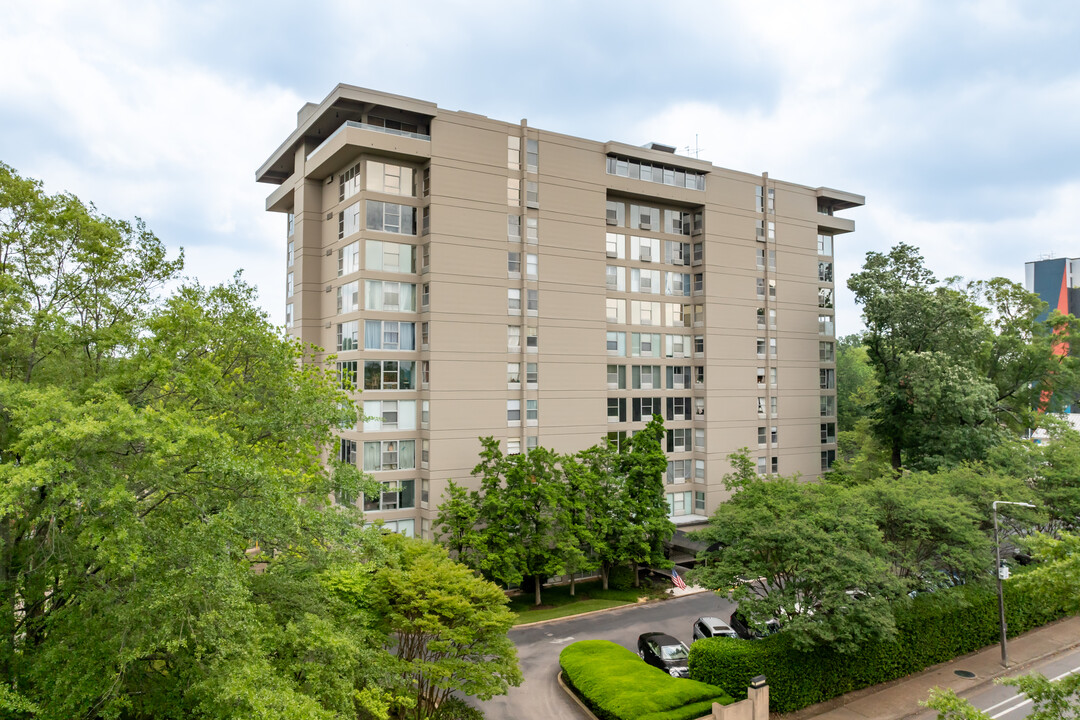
[689,580,1072,713]
[560,640,732,720]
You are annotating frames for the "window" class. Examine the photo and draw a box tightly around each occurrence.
[508,214,521,240]
[695,491,706,513]
[756,277,766,298]
[769,279,776,298]
[364,320,416,350]
[526,253,538,278]
[756,185,764,213]
[607,364,626,389]
[287,214,296,239]
[820,341,835,362]
[366,280,417,311]
[821,449,836,471]
[819,262,834,282]
[757,456,767,475]
[338,241,360,277]
[630,301,660,325]
[338,281,359,313]
[340,202,361,239]
[508,288,522,314]
[421,240,430,269]
[287,240,294,266]
[695,397,705,418]
[667,428,692,452]
[422,167,430,197]
[768,221,775,241]
[508,362,521,386]
[770,367,778,386]
[606,298,625,324]
[819,288,834,308]
[379,518,414,537]
[631,268,660,294]
[527,289,539,313]
[818,234,833,255]
[339,438,357,465]
[770,397,778,417]
[337,321,359,351]
[340,161,362,201]
[285,303,293,329]
[507,399,521,424]
[364,360,415,390]
[756,247,765,269]
[756,367,766,386]
[605,155,706,190]
[771,426,779,444]
[606,265,625,292]
[422,442,429,469]
[771,456,779,474]
[667,365,690,389]
[362,400,416,432]
[507,178,520,206]
[769,338,777,357]
[757,307,766,329]
[664,209,694,236]
[421,283,429,308]
[666,491,692,517]
[632,365,661,390]
[366,201,417,235]
[757,397,766,417]
[768,250,776,270]
[667,459,691,483]
[665,334,689,358]
[526,139,538,172]
[820,368,836,390]
[507,439,521,455]
[756,338,766,356]
[526,181,538,207]
[509,251,521,275]
[421,400,429,425]
[633,397,663,422]
[694,366,704,386]
[422,359,430,386]
[757,426,767,445]
[694,273,703,294]
[526,327,538,350]
[526,399,538,422]
[630,236,659,263]
[363,479,416,511]
[606,200,625,227]
[606,331,625,355]
[665,272,690,296]
[694,336,704,355]
[693,242,703,264]
[821,422,836,444]
[526,217,538,243]
[366,161,415,197]
[819,315,835,336]
[666,397,691,421]
[821,395,836,417]
[666,240,690,266]
[526,362,538,385]
[420,321,429,346]
[631,333,661,357]
[508,325,521,350]
[336,360,358,390]
[526,436,538,452]
[366,240,416,274]
[286,272,294,298]
[507,136,520,170]
[606,232,625,258]
[665,304,686,328]
[695,428,705,450]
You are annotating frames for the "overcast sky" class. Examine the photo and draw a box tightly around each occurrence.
[3,1,1079,336]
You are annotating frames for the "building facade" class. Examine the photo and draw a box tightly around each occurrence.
[1025,256,1080,425]
[257,85,863,538]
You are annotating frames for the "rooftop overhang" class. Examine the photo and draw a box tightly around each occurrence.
[815,187,865,211]
[603,141,713,174]
[256,84,437,185]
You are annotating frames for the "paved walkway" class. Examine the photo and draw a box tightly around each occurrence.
[788,616,1080,720]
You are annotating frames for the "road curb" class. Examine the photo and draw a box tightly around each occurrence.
[512,588,714,629]
[557,671,602,720]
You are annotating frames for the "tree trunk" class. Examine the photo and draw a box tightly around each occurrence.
[600,565,609,590]
[891,436,902,470]
[569,575,576,596]
[534,576,542,606]
[633,561,640,588]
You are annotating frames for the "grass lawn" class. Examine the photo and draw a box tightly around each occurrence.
[509,579,665,625]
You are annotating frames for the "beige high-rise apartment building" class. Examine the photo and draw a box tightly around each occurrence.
[257,84,862,539]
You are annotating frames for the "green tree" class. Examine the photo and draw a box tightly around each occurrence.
[472,440,569,606]
[558,453,597,596]
[691,451,903,653]
[848,243,1080,470]
[618,416,676,587]
[567,442,634,591]
[434,478,479,564]
[835,333,875,433]
[369,536,522,720]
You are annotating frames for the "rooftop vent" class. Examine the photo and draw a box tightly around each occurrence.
[643,142,676,153]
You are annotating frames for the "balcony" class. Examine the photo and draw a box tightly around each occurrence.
[304,121,431,180]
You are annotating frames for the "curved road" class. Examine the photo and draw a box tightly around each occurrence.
[477,591,737,720]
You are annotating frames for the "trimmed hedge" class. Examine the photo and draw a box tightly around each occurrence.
[560,640,733,720]
[688,580,1073,713]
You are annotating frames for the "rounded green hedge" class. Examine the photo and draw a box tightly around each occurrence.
[688,580,1072,713]
[560,640,732,720]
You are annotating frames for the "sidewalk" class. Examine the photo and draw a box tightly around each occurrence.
[788,615,1080,720]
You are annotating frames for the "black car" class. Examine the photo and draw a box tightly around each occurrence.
[636,632,690,677]
[728,611,780,640]
[692,616,740,641]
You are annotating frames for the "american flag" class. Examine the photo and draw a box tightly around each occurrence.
[671,568,687,591]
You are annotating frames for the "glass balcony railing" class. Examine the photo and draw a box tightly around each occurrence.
[307,121,431,160]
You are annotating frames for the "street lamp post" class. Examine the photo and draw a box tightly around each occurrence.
[992,500,1036,668]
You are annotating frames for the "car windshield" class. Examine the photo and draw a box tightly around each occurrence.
[661,644,688,660]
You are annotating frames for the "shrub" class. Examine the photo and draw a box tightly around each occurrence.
[689,579,1072,713]
[434,696,485,720]
[560,640,732,720]
[608,565,635,591]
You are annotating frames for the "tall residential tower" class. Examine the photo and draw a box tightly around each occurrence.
[257,85,863,538]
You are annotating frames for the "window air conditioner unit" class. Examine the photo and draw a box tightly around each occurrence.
[691,226,703,236]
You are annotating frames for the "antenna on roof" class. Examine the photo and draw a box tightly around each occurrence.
[684,134,704,159]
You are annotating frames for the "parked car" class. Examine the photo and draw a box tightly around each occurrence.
[728,610,780,640]
[692,616,740,641]
[636,632,691,677]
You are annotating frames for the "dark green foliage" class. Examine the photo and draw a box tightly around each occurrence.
[608,565,635,591]
[560,640,731,720]
[689,580,1071,713]
[433,697,485,720]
